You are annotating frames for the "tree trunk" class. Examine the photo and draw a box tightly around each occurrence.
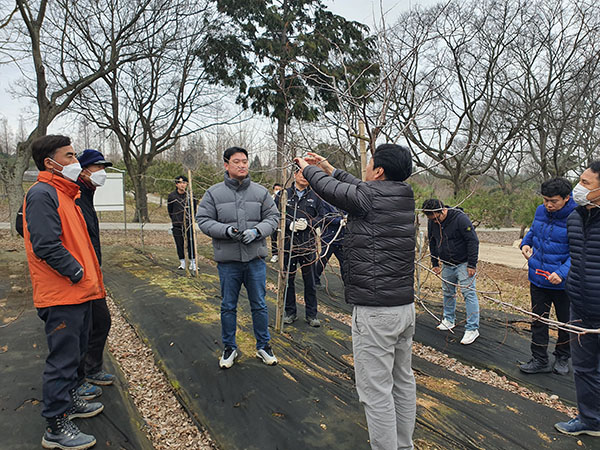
[1,135,40,235]
[131,173,150,223]
[276,117,286,186]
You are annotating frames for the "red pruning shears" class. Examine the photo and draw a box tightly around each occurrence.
[535,269,551,280]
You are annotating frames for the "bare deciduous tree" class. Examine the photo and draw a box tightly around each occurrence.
[0,0,161,232]
[70,0,233,222]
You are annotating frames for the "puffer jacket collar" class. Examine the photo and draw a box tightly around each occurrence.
[545,196,576,221]
[38,171,80,199]
[224,171,251,191]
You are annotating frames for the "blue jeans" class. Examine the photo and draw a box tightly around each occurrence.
[441,262,480,331]
[570,309,600,430]
[217,258,271,350]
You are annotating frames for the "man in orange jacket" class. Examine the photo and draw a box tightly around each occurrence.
[23,135,105,450]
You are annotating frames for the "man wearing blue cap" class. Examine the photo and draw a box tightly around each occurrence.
[74,149,116,400]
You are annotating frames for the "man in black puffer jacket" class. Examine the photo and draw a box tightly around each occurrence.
[295,144,416,450]
[554,161,600,438]
[422,199,480,346]
[275,168,328,327]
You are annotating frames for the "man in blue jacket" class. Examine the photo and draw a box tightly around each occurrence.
[554,162,600,437]
[423,199,480,345]
[519,178,575,375]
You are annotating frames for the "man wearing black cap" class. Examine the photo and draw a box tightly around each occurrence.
[75,149,116,400]
[168,175,198,270]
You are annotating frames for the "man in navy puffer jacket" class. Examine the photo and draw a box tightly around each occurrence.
[554,161,600,437]
[519,178,576,375]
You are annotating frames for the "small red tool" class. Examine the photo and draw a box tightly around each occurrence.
[535,269,551,279]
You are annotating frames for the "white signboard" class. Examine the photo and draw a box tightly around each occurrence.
[94,171,125,211]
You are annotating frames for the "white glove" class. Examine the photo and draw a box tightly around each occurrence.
[340,218,347,227]
[270,255,279,263]
[289,218,308,232]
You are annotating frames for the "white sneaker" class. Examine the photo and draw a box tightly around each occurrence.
[270,255,279,263]
[256,345,278,366]
[219,347,238,369]
[436,319,455,331]
[189,260,197,271]
[178,259,185,270]
[461,329,479,345]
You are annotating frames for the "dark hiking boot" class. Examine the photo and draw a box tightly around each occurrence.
[68,389,104,420]
[553,357,570,375]
[42,413,96,449]
[519,358,552,374]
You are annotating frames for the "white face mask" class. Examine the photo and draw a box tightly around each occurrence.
[89,169,107,187]
[50,159,82,182]
[573,183,600,207]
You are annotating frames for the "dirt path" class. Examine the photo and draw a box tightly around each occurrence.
[479,242,527,270]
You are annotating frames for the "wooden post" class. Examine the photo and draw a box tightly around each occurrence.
[359,120,367,181]
[275,188,288,332]
[188,168,199,277]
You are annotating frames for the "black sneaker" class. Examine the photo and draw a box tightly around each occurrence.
[553,357,570,375]
[219,346,238,369]
[42,413,96,449]
[256,345,278,366]
[519,358,552,374]
[68,389,104,420]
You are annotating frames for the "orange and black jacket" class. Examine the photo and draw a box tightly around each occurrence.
[23,171,105,309]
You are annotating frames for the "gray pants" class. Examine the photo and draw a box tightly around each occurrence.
[352,303,416,450]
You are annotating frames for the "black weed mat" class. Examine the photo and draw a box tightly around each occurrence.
[103,247,591,450]
[0,259,152,450]
[277,265,578,406]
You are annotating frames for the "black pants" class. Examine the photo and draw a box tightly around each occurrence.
[315,242,344,283]
[38,302,92,418]
[530,284,571,363]
[271,231,278,256]
[77,298,111,381]
[173,225,195,260]
[284,251,318,319]
[570,309,600,429]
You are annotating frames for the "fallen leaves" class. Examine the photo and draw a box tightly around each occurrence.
[106,297,216,450]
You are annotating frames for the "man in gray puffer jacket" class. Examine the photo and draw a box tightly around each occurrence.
[196,147,280,370]
[295,144,416,450]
